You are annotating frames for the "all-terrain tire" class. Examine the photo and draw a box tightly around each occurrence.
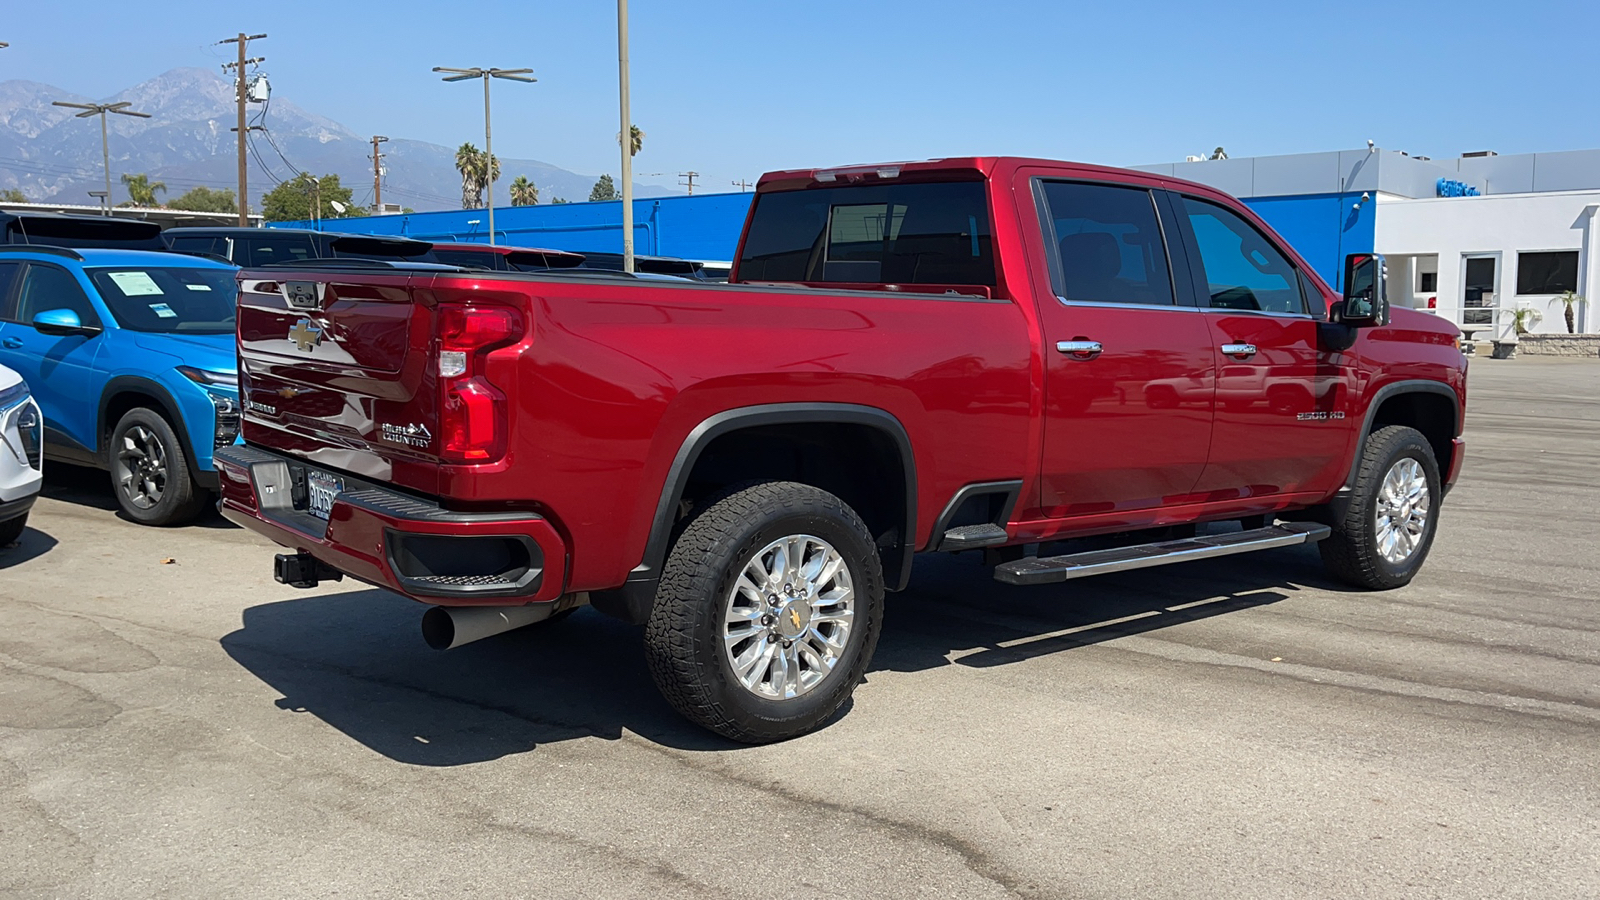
[644,481,885,743]
[1320,425,1442,590]
[108,408,209,527]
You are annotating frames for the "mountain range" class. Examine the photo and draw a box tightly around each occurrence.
[0,67,676,212]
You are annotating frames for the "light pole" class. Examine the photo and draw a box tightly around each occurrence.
[51,101,151,214]
[618,0,634,273]
[433,66,535,247]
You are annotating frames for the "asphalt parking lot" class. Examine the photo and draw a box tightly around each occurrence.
[1,357,1597,899]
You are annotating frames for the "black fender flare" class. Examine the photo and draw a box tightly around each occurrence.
[591,402,918,625]
[98,375,208,486]
[1330,379,1460,515]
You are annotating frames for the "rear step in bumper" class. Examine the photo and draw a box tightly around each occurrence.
[216,445,567,605]
[994,522,1331,586]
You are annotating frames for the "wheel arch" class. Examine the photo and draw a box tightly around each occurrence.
[1332,380,1459,514]
[99,376,205,483]
[591,403,917,625]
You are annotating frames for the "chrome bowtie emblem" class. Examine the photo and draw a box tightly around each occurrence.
[289,318,323,352]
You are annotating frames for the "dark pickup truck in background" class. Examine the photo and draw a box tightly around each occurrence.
[216,156,1467,742]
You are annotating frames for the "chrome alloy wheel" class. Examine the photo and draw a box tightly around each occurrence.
[1375,457,1430,564]
[115,424,169,510]
[722,534,856,700]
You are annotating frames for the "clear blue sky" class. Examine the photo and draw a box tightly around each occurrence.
[3,0,1597,191]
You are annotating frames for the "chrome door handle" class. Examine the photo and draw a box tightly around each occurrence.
[1,338,21,349]
[1220,343,1257,360]
[1056,340,1103,360]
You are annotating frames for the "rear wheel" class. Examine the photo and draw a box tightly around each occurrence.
[644,481,884,743]
[0,512,27,547]
[109,408,209,527]
[1320,425,1441,590]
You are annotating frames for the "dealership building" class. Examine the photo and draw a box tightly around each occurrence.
[297,145,1599,338]
[1134,147,1600,338]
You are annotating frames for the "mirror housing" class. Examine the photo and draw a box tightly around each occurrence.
[1338,253,1388,327]
[32,308,100,338]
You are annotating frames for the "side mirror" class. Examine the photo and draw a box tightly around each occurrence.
[1339,253,1388,327]
[32,308,101,338]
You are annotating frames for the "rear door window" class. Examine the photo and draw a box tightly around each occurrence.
[0,262,21,320]
[240,235,317,267]
[1181,197,1308,315]
[738,181,994,286]
[14,264,101,327]
[1039,181,1175,306]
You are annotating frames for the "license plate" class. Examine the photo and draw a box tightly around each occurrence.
[306,470,344,521]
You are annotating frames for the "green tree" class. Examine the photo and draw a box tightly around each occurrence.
[0,188,26,204]
[120,173,167,207]
[455,142,482,208]
[509,175,539,206]
[261,173,356,222]
[550,197,569,205]
[453,142,500,209]
[589,174,617,202]
[617,124,645,157]
[169,186,237,214]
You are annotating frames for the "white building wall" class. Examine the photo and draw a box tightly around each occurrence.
[1374,190,1600,335]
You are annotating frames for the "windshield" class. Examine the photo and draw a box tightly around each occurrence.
[737,181,994,286]
[87,267,239,335]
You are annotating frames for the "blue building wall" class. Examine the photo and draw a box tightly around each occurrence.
[278,192,755,261]
[285,188,1374,286]
[1242,192,1375,291]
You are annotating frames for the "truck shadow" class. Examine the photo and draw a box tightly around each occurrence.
[220,547,1331,767]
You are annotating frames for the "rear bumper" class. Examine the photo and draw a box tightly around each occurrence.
[215,445,567,605]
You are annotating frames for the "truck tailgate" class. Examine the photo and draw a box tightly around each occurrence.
[237,270,441,489]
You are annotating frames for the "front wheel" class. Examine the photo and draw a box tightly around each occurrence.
[644,481,885,743]
[1320,425,1442,590]
[108,408,209,527]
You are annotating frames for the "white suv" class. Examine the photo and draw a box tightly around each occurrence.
[0,364,42,546]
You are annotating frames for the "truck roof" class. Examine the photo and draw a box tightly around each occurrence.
[755,156,1221,196]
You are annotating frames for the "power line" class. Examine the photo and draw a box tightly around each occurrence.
[678,171,699,195]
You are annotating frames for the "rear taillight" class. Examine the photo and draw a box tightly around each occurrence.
[437,304,523,462]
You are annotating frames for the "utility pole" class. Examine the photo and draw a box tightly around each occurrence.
[618,0,634,272]
[679,171,699,196]
[370,135,388,211]
[220,32,266,227]
[732,179,752,191]
[433,66,535,246]
[51,101,150,214]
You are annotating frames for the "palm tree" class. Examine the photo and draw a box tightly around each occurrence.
[120,173,166,207]
[455,143,483,209]
[509,175,538,206]
[480,152,501,200]
[1549,291,1587,334]
[618,124,645,157]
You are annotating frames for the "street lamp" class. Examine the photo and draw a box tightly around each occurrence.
[87,190,109,215]
[433,66,535,247]
[51,100,151,214]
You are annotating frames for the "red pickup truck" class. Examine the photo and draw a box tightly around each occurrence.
[218,157,1467,743]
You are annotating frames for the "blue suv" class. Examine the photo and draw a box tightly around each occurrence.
[0,246,240,525]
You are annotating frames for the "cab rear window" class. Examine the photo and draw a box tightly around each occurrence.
[738,181,994,286]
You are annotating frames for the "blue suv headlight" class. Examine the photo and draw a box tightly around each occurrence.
[177,366,242,448]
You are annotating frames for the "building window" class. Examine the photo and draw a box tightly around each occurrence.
[1418,272,1437,292]
[1516,251,1578,295]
